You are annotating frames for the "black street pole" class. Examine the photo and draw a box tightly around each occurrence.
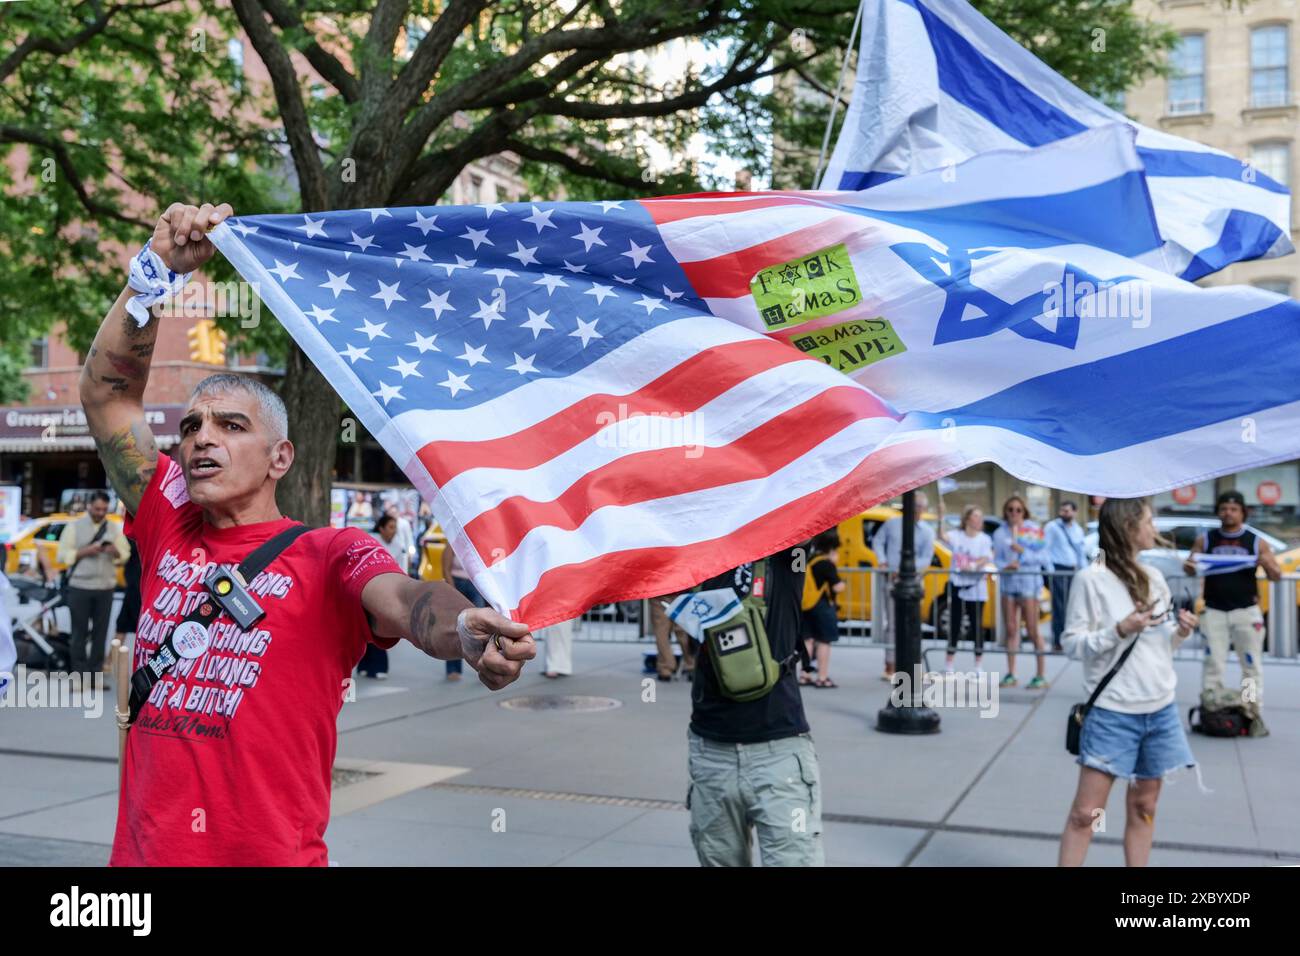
[876,489,941,734]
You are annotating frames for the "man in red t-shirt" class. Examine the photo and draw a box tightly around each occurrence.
[80,201,537,866]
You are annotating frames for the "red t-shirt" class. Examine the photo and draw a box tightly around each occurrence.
[110,455,403,866]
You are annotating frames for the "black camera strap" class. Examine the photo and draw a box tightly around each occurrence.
[127,523,311,725]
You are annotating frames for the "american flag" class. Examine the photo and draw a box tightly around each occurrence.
[210,198,933,627]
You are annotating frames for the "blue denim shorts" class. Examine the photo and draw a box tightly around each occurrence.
[1077,702,1196,780]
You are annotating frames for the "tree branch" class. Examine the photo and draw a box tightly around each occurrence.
[504,139,648,192]
[357,0,410,111]
[229,0,328,210]
[0,0,175,84]
[0,125,150,227]
[258,0,360,103]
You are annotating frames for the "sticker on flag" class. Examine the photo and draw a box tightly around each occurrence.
[209,123,1300,629]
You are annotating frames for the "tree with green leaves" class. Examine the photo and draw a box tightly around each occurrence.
[1,0,1175,524]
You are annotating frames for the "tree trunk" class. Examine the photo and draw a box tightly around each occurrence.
[276,342,339,528]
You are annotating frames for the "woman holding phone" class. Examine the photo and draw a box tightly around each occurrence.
[1058,498,1199,867]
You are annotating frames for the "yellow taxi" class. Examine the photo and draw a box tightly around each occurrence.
[4,513,128,587]
[832,507,1050,635]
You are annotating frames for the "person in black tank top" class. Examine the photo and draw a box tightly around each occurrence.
[1183,491,1281,736]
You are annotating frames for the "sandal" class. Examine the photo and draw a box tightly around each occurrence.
[799,672,816,686]
[814,677,838,689]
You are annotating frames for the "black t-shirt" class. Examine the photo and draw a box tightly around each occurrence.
[810,555,839,602]
[689,546,810,743]
[1202,528,1260,611]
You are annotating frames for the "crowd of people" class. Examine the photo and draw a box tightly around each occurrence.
[5,201,1284,869]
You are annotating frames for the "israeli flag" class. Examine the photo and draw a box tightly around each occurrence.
[821,0,1294,281]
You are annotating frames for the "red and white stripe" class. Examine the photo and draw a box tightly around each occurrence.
[376,195,961,626]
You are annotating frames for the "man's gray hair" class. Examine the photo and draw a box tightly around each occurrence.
[191,373,289,441]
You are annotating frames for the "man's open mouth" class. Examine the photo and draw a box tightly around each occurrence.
[190,457,223,479]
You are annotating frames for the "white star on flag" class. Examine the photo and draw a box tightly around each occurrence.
[389,356,423,379]
[409,210,441,236]
[621,240,654,268]
[434,255,475,276]
[421,289,455,318]
[585,283,617,305]
[339,343,370,364]
[299,215,327,238]
[507,241,539,267]
[349,231,376,252]
[635,294,667,315]
[357,318,389,341]
[320,271,355,298]
[534,273,568,295]
[478,202,507,218]
[400,243,432,262]
[306,304,337,325]
[457,343,490,367]
[523,205,557,232]
[571,317,602,347]
[507,353,538,375]
[371,280,406,309]
[408,331,439,353]
[269,260,301,282]
[461,226,492,249]
[521,308,553,338]
[472,297,507,330]
[484,267,518,286]
[372,381,403,405]
[573,222,606,252]
[439,370,471,396]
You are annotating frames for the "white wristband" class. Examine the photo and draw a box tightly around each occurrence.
[125,239,191,326]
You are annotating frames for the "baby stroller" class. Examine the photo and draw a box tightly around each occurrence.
[5,574,71,672]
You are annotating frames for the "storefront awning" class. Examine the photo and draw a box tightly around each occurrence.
[0,435,178,453]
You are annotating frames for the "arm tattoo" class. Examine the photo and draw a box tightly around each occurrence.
[408,589,438,655]
[93,419,159,515]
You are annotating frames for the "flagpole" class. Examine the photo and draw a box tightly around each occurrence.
[877,489,941,734]
[812,0,866,189]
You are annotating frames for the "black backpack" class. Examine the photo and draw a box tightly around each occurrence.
[1188,704,1250,737]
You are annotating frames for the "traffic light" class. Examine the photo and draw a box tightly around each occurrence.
[187,319,228,364]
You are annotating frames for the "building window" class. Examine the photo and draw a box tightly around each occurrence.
[1255,278,1294,297]
[470,174,484,202]
[1251,25,1289,109]
[1168,34,1206,115]
[1250,141,1291,186]
[29,338,48,369]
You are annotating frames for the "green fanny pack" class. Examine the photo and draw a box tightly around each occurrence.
[699,558,806,703]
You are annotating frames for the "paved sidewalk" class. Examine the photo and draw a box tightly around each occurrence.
[2,637,1297,866]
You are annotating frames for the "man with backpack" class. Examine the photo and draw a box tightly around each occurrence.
[674,544,823,866]
[1183,490,1281,737]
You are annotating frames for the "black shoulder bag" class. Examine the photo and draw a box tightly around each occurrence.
[1066,631,1140,755]
[126,524,311,725]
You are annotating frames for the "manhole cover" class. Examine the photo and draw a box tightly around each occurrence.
[499,694,623,712]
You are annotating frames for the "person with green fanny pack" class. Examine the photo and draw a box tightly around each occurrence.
[680,543,824,867]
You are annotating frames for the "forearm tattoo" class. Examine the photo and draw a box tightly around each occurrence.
[94,420,158,516]
[409,589,439,657]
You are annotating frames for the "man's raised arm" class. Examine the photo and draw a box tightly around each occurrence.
[79,202,231,514]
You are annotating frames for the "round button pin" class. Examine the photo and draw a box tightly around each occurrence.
[173,620,212,660]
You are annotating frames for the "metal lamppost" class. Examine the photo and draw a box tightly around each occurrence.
[876,489,941,734]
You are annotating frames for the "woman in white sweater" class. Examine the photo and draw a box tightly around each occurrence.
[1058,498,1199,867]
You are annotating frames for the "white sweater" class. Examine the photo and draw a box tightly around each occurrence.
[1061,559,1187,714]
